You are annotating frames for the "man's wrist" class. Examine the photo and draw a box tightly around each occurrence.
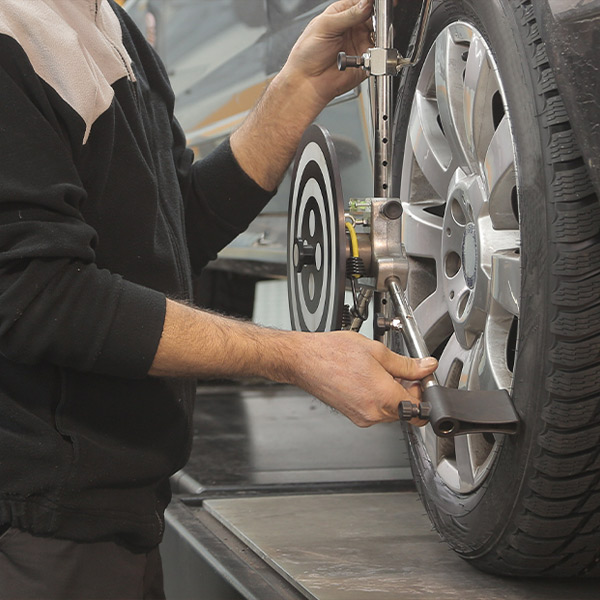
[273,64,329,121]
[253,327,307,386]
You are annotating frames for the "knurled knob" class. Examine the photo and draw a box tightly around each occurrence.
[293,238,316,273]
[398,400,420,421]
[337,52,364,71]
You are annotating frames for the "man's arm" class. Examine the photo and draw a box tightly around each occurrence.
[230,0,375,191]
[150,299,437,427]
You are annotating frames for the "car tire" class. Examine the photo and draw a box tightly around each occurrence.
[391,0,600,577]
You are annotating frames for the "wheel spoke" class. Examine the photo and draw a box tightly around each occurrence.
[479,223,520,279]
[455,435,476,487]
[409,93,455,199]
[491,250,521,317]
[414,287,452,348]
[463,35,498,171]
[437,333,470,387]
[483,319,513,390]
[402,201,444,259]
[461,174,487,224]
[484,116,517,229]
[465,324,512,391]
[435,29,474,174]
[461,335,483,389]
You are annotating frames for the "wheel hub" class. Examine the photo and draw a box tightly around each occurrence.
[441,173,489,349]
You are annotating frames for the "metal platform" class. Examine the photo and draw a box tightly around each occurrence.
[161,383,598,599]
[164,492,599,599]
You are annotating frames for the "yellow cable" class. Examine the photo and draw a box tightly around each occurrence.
[345,221,360,259]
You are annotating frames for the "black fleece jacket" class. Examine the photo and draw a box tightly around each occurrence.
[0,0,273,550]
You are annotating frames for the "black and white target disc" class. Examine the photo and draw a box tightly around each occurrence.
[287,124,345,332]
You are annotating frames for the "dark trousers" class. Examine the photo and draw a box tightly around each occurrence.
[0,526,165,600]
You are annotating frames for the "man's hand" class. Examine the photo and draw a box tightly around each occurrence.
[282,0,375,113]
[230,0,375,192]
[287,330,437,427]
[150,299,437,428]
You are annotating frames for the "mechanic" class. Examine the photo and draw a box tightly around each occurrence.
[0,0,437,598]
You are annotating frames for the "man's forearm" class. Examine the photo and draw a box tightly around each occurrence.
[229,68,323,192]
[148,298,297,382]
[149,299,437,428]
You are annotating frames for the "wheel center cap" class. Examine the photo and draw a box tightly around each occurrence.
[462,222,478,290]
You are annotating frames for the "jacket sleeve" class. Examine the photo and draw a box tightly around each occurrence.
[176,135,276,273]
[0,43,166,379]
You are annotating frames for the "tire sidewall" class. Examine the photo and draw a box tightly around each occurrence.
[393,0,552,557]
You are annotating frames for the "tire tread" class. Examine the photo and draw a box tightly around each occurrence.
[506,0,600,576]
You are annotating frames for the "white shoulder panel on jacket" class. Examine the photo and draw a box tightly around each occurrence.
[0,0,136,144]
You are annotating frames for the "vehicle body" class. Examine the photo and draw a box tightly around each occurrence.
[124,0,600,580]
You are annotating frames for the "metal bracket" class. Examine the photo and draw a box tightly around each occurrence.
[337,0,433,76]
[346,198,408,292]
[416,386,519,437]
[339,47,405,76]
[371,198,408,291]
